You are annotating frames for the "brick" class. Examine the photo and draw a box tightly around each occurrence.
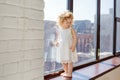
[0,29,23,40]
[23,60,31,72]
[7,52,24,63]
[25,19,44,30]
[32,76,44,80]
[32,40,44,49]
[17,18,25,29]
[24,0,44,10]
[0,53,7,65]
[24,30,44,39]
[0,17,3,26]
[21,40,34,50]
[31,68,44,78]
[18,61,24,73]
[23,71,32,80]
[19,0,24,7]
[7,40,22,52]
[24,68,43,80]
[0,52,23,65]
[3,62,18,76]
[6,0,21,6]
[0,66,3,77]
[24,8,43,20]
[0,0,6,3]
[24,61,30,71]
[24,0,32,8]
[24,49,43,60]
[0,4,23,17]
[1,17,18,29]
[18,60,32,72]
[31,0,44,10]
[0,41,9,53]
[31,58,44,69]
[4,73,24,80]
[21,39,44,50]
[0,77,4,80]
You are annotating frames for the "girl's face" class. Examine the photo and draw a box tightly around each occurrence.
[62,18,72,28]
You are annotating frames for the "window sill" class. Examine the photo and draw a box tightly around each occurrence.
[46,57,120,80]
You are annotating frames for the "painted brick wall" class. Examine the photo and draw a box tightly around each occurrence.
[0,0,44,80]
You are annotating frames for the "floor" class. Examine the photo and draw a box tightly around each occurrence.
[46,57,120,80]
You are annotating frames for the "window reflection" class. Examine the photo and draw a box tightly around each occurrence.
[100,0,114,58]
[116,0,120,53]
[73,0,96,65]
[44,0,67,74]
[116,0,120,17]
[116,22,120,52]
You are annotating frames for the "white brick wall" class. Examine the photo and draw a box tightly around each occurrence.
[0,0,44,80]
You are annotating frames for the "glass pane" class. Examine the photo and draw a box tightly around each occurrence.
[73,0,96,66]
[44,0,67,74]
[116,0,120,17]
[116,22,120,52]
[100,0,114,58]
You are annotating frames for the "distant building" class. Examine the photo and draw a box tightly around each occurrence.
[74,20,94,34]
[77,33,94,53]
[74,20,95,53]
[116,0,120,51]
[94,8,114,52]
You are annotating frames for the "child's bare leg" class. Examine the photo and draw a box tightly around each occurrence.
[68,62,73,77]
[61,63,68,75]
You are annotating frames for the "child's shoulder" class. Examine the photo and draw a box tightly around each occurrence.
[53,25,60,32]
[53,25,60,29]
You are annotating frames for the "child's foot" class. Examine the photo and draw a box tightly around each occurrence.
[63,73,72,78]
[60,72,65,76]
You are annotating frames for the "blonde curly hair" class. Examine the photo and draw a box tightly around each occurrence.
[57,11,74,26]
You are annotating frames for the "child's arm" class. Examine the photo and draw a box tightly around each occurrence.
[71,28,77,52]
[54,28,59,46]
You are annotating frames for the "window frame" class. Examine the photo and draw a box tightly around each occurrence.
[44,0,120,79]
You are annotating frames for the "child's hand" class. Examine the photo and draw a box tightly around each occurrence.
[55,42,59,47]
[70,45,75,52]
[53,41,59,47]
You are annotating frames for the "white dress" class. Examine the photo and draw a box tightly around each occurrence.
[56,26,78,63]
[45,26,58,62]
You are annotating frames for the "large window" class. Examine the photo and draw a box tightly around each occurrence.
[44,0,116,76]
[44,0,67,74]
[73,0,96,65]
[100,0,114,58]
[116,22,120,52]
[116,0,120,17]
[116,0,120,53]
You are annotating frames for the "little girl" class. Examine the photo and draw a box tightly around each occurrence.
[55,11,78,78]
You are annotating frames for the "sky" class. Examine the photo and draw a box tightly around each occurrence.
[44,0,114,22]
